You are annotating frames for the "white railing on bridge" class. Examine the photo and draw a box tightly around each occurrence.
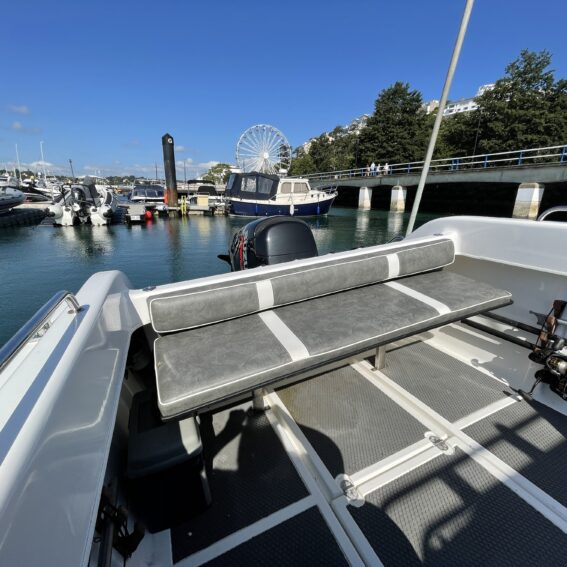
[306,144,567,182]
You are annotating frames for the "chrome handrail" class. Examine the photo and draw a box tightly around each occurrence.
[537,205,567,221]
[0,290,82,373]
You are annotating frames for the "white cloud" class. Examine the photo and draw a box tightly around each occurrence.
[8,121,41,134]
[29,160,54,169]
[200,161,219,169]
[175,145,186,153]
[2,159,66,175]
[8,105,30,115]
[1,158,224,178]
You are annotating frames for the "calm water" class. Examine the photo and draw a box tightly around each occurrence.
[0,207,437,347]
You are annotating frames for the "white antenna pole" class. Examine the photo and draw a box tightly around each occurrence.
[40,141,47,179]
[406,0,475,235]
[15,144,22,180]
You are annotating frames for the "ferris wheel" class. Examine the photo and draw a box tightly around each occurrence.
[235,124,292,174]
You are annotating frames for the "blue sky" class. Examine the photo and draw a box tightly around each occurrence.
[1,0,565,178]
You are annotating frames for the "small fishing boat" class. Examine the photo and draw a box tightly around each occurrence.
[226,172,337,217]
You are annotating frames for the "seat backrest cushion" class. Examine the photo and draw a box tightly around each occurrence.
[150,236,454,334]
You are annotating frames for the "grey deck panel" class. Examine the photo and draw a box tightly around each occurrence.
[171,406,308,562]
[382,340,513,423]
[203,506,349,567]
[350,448,567,566]
[464,398,567,508]
[277,366,426,477]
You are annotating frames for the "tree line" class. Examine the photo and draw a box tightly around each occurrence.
[289,50,567,175]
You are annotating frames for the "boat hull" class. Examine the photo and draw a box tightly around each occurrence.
[0,188,25,211]
[229,195,335,217]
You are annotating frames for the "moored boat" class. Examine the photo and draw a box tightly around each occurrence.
[0,186,25,211]
[226,171,337,217]
[128,184,168,213]
[46,177,118,226]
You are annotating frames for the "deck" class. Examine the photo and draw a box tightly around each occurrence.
[161,323,567,566]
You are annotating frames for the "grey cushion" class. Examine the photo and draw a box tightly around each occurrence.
[154,270,511,420]
[150,237,455,334]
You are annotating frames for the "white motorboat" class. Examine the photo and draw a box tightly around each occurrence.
[0,186,25,211]
[47,177,118,226]
[128,184,168,213]
[1,211,567,566]
[0,174,21,189]
[3,3,567,565]
[33,175,62,199]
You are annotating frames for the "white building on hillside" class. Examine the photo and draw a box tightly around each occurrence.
[423,84,495,116]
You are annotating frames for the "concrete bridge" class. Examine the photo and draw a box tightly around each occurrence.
[306,145,567,218]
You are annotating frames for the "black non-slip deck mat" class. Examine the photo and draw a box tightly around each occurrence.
[277,365,426,477]
[350,449,567,566]
[171,406,308,563]
[383,340,513,423]
[203,506,348,566]
[464,398,567,508]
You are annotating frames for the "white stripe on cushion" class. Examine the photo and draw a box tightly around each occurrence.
[386,253,400,279]
[256,280,275,310]
[385,281,451,315]
[259,311,310,361]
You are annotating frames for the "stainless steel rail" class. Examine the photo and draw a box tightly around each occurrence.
[0,290,82,373]
[537,205,567,221]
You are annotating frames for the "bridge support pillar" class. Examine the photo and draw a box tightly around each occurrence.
[513,182,544,219]
[390,185,407,212]
[358,187,372,210]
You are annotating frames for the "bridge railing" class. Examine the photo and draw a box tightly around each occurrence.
[305,144,567,182]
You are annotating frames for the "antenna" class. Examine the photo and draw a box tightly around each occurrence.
[15,144,21,180]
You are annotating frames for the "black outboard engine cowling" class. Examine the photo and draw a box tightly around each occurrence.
[228,216,318,271]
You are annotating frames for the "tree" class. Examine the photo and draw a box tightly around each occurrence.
[202,163,232,184]
[289,149,316,176]
[358,82,430,164]
[472,50,567,153]
[437,109,480,158]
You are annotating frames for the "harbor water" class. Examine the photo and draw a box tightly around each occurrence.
[0,207,437,347]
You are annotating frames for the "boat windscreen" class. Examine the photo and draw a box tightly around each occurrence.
[226,173,278,200]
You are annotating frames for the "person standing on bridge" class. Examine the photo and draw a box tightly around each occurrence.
[370,162,376,176]
[365,164,370,177]
[376,163,382,176]
[383,162,390,175]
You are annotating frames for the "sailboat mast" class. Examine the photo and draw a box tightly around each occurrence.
[406,0,475,235]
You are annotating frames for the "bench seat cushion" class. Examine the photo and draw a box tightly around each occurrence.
[150,236,455,334]
[154,270,512,420]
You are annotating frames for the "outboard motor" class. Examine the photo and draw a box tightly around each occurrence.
[223,216,318,271]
